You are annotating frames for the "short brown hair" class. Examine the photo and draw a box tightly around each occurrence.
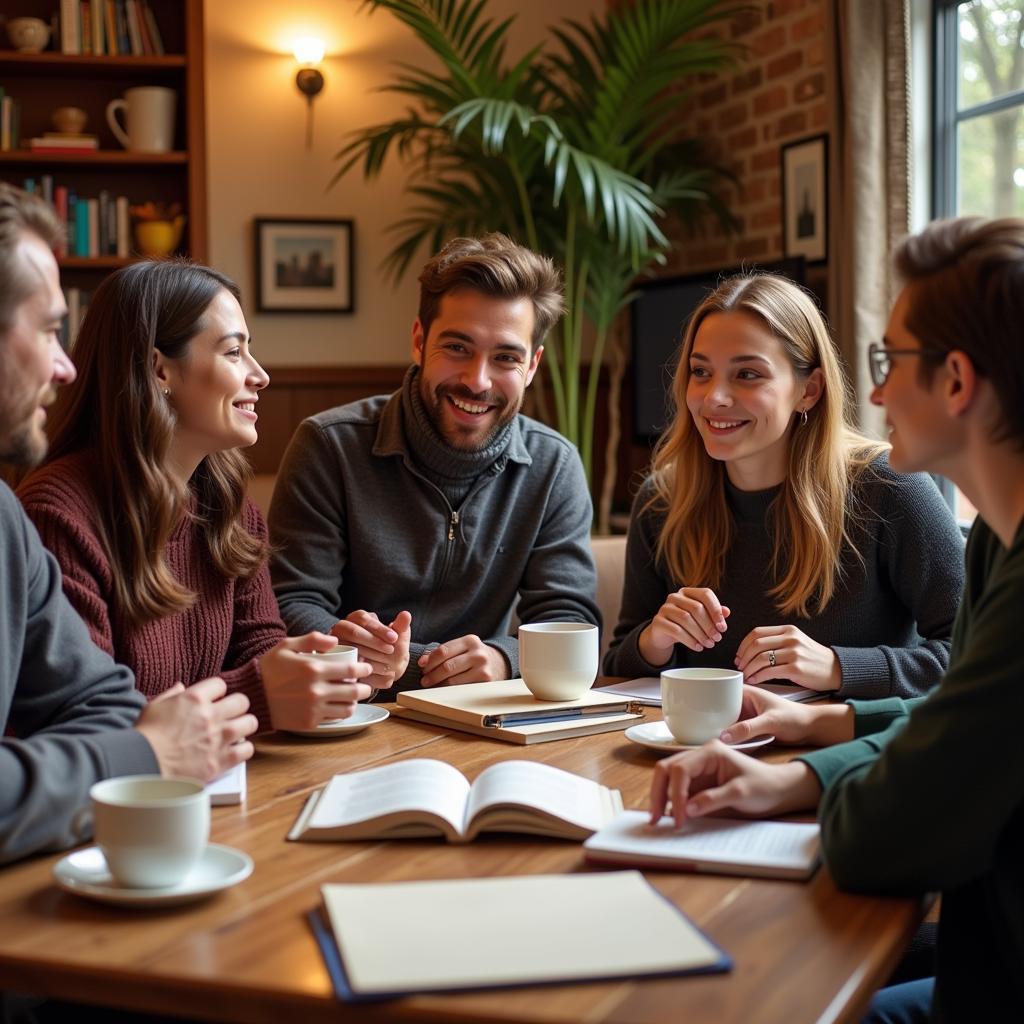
[895,216,1024,448]
[0,183,63,331]
[417,233,565,347]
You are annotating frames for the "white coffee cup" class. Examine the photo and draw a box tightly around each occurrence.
[518,622,599,701]
[661,668,743,745]
[306,645,358,669]
[106,86,176,153]
[90,776,209,888]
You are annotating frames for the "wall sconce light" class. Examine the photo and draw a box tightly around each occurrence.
[293,37,325,150]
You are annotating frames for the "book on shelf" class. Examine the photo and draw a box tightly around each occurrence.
[126,0,145,55]
[288,757,623,843]
[0,96,21,152]
[583,810,821,881]
[142,0,165,54]
[105,0,118,55]
[391,678,642,744]
[61,0,81,54]
[312,871,731,1001]
[62,286,90,349]
[28,134,100,153]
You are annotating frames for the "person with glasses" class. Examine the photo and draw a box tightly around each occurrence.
[605,272,964,700]
[648,217,1024,1021]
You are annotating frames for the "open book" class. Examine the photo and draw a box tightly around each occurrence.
[288,758,623,843]
[583,810,820,880]
[313,871,731,1000]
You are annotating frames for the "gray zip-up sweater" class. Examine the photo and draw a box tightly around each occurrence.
[0,482,156,865]
[268,388,600,689]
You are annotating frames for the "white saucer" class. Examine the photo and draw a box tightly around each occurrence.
[284,703,389,738]
[625,721,775,754]
[53,843,253,908]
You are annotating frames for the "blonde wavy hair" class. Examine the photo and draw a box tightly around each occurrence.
[647,273,887,618]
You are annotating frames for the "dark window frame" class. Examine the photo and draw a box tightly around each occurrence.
[930,0,1023,517]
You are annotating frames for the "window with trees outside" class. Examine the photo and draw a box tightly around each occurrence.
[933,0,1024,524]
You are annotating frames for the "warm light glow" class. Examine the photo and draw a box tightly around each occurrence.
[292,36,325,65]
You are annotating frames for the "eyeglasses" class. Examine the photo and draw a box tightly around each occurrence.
[867,342,925,388]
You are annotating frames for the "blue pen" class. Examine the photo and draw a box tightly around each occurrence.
[483,707,633,728]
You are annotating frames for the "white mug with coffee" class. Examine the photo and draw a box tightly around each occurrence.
[519,622,599,701]
[106,86,176,152]
[90,776,209,888]
[661,668,743,745]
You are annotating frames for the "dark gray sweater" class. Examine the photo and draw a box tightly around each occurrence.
[268,386,600,689]
[604,458,964,699]
[0,482,156,864]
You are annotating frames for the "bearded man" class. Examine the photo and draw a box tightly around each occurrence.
[269,234,599,691]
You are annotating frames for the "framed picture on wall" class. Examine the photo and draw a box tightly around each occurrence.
[781,134,828,264]
[254,218,354,313]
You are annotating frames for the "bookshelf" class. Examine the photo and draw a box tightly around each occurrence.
[0,0,206,292]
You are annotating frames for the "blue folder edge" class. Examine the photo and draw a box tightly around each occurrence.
[307,878,734,1004]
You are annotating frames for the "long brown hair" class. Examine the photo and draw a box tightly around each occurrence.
[648,273,887,618]
[34,259,266,625]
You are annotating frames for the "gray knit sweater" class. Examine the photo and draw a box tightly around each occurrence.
[268,378,600,690]
[0,482,156,864]
[604,458,964,699]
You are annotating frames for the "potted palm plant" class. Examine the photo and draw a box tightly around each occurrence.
[333,0,743,523]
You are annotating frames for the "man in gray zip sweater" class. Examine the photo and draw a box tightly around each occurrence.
[269,234,599,692]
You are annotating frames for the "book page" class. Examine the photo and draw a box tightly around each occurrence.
[322,871,725,995]
[465,760,616,835]
[309,759,470,836]
[586,810,819,872]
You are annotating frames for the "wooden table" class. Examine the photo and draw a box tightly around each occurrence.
[0,706,924,1023]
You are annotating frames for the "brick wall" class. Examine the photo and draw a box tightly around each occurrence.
[665,0,828,275]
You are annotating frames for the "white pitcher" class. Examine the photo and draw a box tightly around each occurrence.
[106,86,176,153]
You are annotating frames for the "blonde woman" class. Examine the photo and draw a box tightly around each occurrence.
[604,273,964,698]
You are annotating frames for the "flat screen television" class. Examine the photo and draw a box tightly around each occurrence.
[631,257,808,441]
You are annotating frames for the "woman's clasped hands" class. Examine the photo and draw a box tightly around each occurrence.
[640,585,842,692]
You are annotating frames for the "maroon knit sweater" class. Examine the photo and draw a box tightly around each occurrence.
[18,451,285,729]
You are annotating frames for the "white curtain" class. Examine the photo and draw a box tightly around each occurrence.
[825,0,912,437]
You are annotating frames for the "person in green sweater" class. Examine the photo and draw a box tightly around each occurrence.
[648,216,1024,1022]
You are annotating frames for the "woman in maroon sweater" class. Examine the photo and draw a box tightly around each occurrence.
[19,260,372,732]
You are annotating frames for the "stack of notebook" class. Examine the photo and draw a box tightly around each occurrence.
[392,678,642,743]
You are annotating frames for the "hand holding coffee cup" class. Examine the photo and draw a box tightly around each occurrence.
[261,634,374,731]
[90,776,209,888]
[660,668,743,745]
[519,622,599,701]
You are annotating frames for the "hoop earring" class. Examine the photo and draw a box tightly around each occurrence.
[800,409,808,427]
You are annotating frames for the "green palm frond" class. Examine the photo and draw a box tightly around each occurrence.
[335,0,743,485]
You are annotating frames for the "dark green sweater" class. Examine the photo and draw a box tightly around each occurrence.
[801,516,1024,1022]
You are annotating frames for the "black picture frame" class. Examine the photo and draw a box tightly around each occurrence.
[780,134,828,264]
[254,217,354,313]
